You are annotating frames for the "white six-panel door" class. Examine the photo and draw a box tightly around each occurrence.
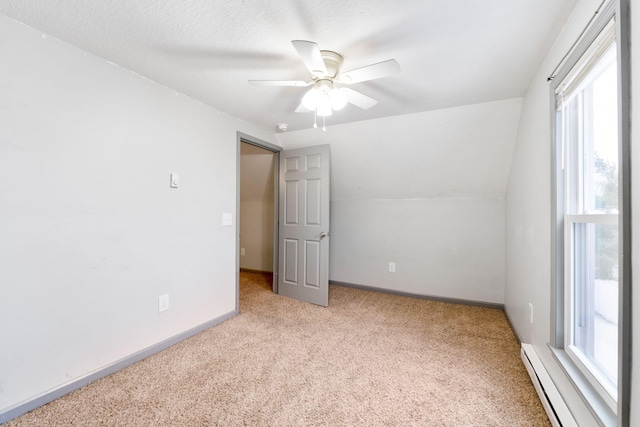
[278,145,330,306]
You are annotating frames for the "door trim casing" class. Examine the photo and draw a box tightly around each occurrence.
[236,132,282,312]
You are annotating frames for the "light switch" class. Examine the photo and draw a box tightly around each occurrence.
[222,213,233,226]
[170,173,179,188]
[158,294,169,312]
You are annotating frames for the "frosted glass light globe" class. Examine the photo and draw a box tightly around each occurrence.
[316,93,333,116]
[301,88,320,110]
[329,88,347,110]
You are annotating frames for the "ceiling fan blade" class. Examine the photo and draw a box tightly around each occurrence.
[295,103,312,113]
[338,59,400,84]
[342,88,378,109]
[249,80,311,87]
[291,40,327,76]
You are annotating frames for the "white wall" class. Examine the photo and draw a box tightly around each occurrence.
[505,0,637,425]
[240,143,275,272]
[0,16,275,414]
[239,200,274,271]
[277,99,521,304]
[330,198,505,302]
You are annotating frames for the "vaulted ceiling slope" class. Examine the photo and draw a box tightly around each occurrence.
[278,98,523,200]
[0,0,576,132]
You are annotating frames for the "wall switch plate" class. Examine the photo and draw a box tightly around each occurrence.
[159,294,170,312]
[241,248,245,256]
[389,262,396,273]
[222,213,232,226]
[170,173,179,188]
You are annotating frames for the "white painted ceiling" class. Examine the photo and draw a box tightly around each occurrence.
[0,0,576,133]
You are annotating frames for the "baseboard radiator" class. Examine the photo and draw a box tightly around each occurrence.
[521,344,577,427]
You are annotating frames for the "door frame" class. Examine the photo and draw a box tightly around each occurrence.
[236,132,282,312]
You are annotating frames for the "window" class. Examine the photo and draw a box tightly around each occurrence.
[558,21,619,410]
[551,1,630,424]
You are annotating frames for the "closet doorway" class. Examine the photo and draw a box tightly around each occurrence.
[238,136,279,292]
[237,133,330,308]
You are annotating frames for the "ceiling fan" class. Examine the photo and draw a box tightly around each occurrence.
[249,40,400,129]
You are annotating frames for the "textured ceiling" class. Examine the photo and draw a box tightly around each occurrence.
[0,0,577,133]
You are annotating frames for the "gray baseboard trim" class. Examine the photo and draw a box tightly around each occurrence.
[503,306,524,343]
[329,280,505,310]
[0,310,237,424]
[239,268,273,274]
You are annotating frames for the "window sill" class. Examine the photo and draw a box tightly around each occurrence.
[548,344,616,427]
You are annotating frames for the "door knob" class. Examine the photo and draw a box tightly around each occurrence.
[320,232,328,239]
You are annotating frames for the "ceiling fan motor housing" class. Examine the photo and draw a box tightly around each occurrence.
[319,50,343,78]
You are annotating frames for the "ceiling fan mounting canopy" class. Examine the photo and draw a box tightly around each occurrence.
[318,50,343,79]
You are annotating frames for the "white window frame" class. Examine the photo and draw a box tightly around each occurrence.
[560,27,618,409]
[549,1,630,426]
[564,215,618,409]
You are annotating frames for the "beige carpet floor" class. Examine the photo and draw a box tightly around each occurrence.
[6,272,550,426]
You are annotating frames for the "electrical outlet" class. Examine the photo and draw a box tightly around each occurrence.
[241,248,245,256]
[528,303,533,324]
[159,294,170,312]
[389,262,396,273]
